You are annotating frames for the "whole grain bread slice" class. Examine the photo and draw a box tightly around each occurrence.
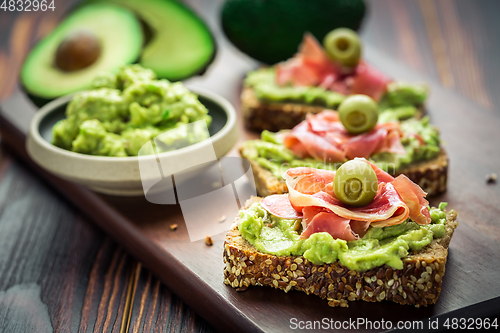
[242,86,424,132]
[240,145,448,197]
[223,197,459,307]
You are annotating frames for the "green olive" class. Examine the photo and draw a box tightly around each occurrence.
[323,28,362,67]
[333,159,378,206]
[338,94,379,134]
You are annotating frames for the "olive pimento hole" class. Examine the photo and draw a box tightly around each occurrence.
[344,178,362,200]
[55,30,101,72]
[346,110,366,128]
[336,37,349,51]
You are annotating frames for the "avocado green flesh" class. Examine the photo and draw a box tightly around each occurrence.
[52,65,212,157]
[245,68,428,119]
[243,115,440,179]
[239,203,448,271]
[21,3,143,99]
[92,0,215,80]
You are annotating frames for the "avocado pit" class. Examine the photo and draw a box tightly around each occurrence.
[55,30,101,72]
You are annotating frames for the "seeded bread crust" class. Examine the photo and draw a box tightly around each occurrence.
[242,87,328,132]
[242,86,425,132]
[223,197,459,308]
[240,146,448,197]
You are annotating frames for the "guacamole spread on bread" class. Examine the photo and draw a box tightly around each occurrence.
[242,116,440,178]
[245,68,428,120]
[52,65,212,157]
[239,202,448,271]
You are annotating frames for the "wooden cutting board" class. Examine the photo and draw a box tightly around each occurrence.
[2,14,500,333]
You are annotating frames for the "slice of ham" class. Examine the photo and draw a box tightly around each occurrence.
[306,111,343,133]
[351,62,391,102]
[275,34,391,99]
[381,128,406,155]
[284,111,405,163]
[276,33,340,87]
[284,168,337,212]
[350,220,372,238]
[300,206,371,240]
[284,131,346,162]
[300,210,356,241]
[258,161,430,241]
[391,175,431,225]
[260,194,302,219]
[283,166,410,226]
[302,206,326,226]
[364,159,395,183]
[299,33,334,70]
[284,167,335,195]
[329,79,352,96]
[342,127,389,159]
[276,58,320,87]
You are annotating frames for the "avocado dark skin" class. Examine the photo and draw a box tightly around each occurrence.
[221,0,366,64]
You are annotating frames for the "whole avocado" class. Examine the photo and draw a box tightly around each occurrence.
[221,0,366,64]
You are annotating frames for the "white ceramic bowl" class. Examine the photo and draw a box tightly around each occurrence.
[26,87,238,196]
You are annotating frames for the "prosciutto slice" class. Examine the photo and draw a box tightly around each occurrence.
[343,127,389,159]
[275,34,392,101]
[300,206,370,240]
[391,175,431,225]
[364,159,395,183]
[284,170,410,226]
[276,33,341,87]
[284,111,405,163]
[284,131,346,162]
[284,167,335,195]
[258,160,431,241]
[301,209,356,241]
[260,194,302,219]
[351,62,391,102]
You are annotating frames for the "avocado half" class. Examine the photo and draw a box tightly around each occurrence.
[94,0,216,80]
[221,0,366,64]
[21,3,143,99]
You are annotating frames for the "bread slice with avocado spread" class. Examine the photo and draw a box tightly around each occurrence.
[242,85,425,133]
[223,164,458,307]
[240,111,448,197]
[241,145,448,198]
[242,30,428,132]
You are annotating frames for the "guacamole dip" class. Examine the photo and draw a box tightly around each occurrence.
[52,65,212,157]
[245,68,428,120]
[239,202,449,271]
[241,116,440,178]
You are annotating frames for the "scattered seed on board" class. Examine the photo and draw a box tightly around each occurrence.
[218,215,227,223]
[486,173,497,184]
[169,224,178,231]
[205,235,213,246]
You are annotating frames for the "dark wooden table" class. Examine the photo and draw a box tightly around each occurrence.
[1,0,499,332]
